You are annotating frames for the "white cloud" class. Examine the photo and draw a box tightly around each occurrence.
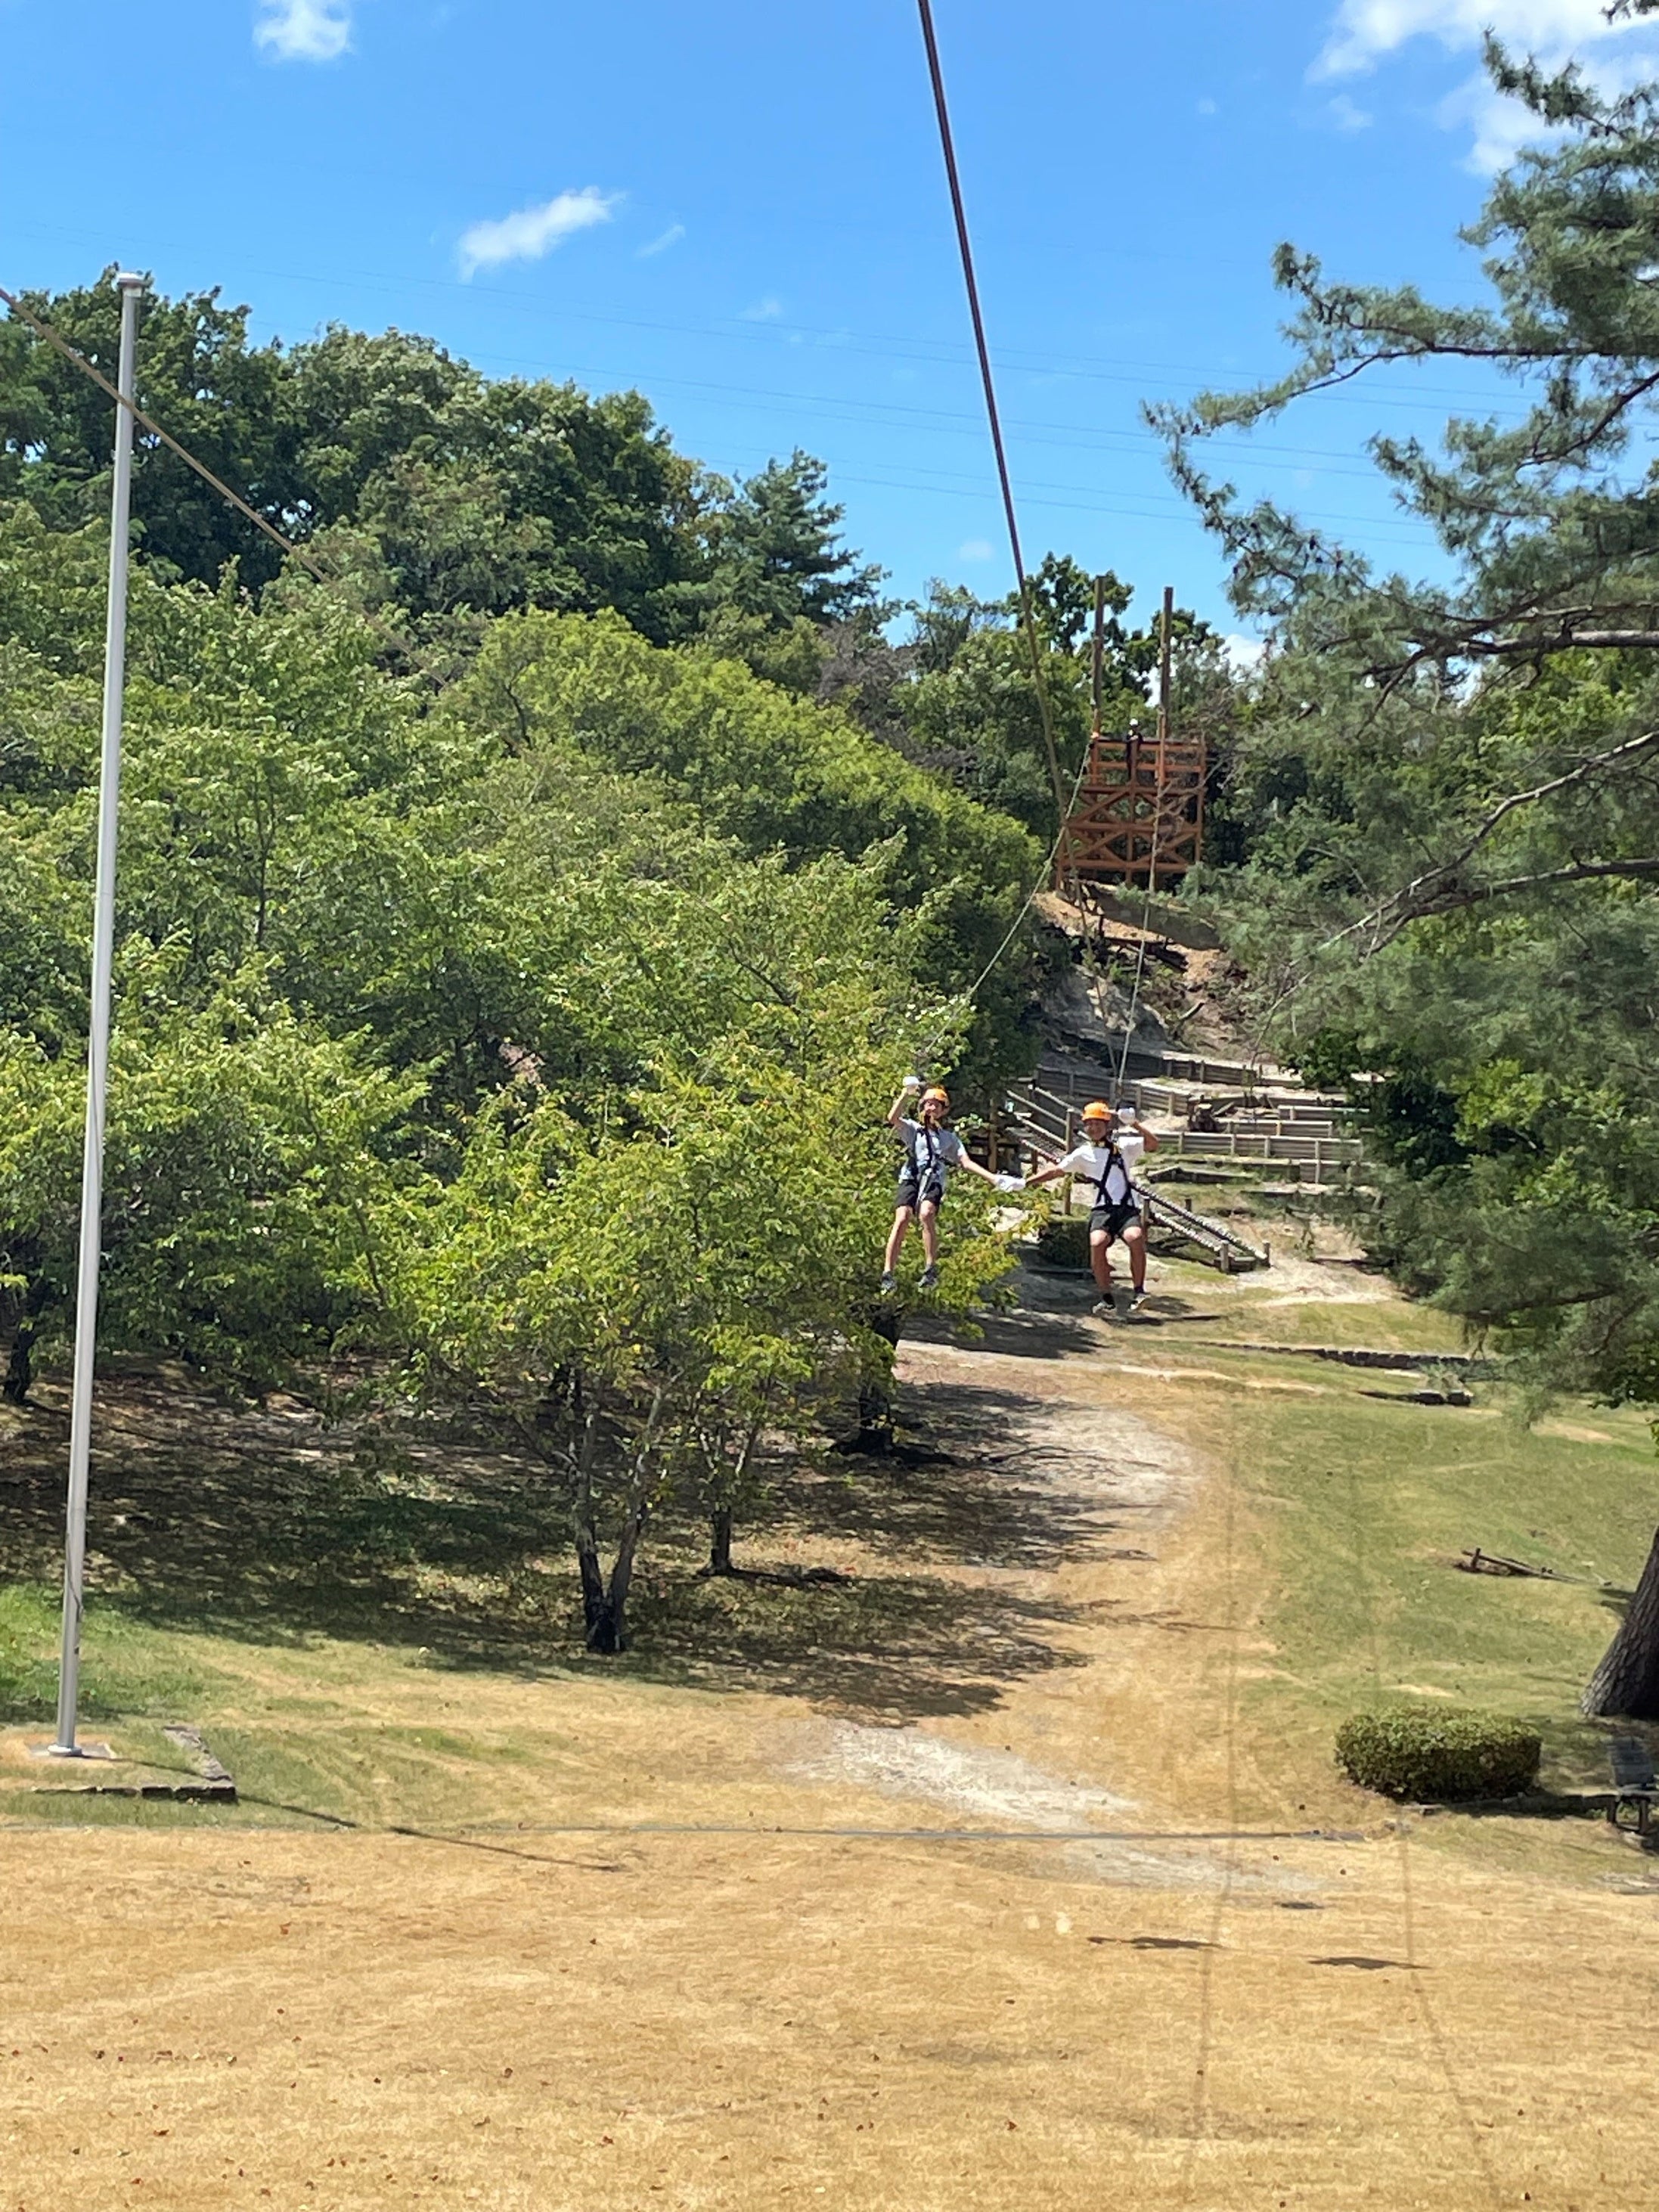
[1222,634,1268,675]
[1315,1,1616,79]
[742,296,784,321]
[957,538,994,563]
[457,188,619,279]
[255,0,352,62]
[637,222,686,259]
[1314,0,1659,169]
[1326,92,1374,130]
[1197,96,1219,116]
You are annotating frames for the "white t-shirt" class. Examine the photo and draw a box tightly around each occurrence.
[897,1117,966,1188]
[1056,1134,1145,1207]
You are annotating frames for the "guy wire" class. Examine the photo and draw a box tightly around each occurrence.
[0,282,423,669]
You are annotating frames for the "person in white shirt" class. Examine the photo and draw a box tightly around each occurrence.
[1025,1098,1159,1316]
[881,1079,1018,1293]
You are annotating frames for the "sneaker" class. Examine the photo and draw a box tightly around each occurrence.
[1127,1287,1149,1314]
[1091,1297,1120,1321]
[918,1264,940,1290]
[879,1270,898,1295]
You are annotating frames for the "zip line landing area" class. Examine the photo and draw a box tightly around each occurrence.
[2,1246,1651,2210]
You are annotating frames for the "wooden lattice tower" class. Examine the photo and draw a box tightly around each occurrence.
[1058,582,1208,894]
[1062,727,1208,889]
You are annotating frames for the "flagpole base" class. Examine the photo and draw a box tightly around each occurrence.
[29,1741,117,1761]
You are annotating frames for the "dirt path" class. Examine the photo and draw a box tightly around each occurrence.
[5,1276,1658,2209]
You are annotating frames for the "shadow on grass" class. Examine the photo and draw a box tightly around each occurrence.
[901,1306,1099,1363]
[784,1374,1159,1574]
[625,1568,1089,1720]
[0,1366,1102,1723]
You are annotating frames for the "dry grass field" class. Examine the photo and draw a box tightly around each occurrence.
[4,1246,1657,2210]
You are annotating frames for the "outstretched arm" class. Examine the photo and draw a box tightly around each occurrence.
[888,1076,922,1130]
[957,1153,1011,1186]
[1024,1155,1073,1188]
[1121,1110,1160,1156]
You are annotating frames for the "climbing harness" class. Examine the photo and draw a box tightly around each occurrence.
[898,1115,949,1208]
[1085,1142,1140,1214]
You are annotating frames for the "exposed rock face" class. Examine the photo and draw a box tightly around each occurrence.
[1047,961,1168,1056]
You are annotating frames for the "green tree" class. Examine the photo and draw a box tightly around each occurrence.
[0,991,414,1401]
[1152,41,1659,1422]
[392,862,1014,1651]
[689,451,887,691]
[1,282,895,662]
[898,560,1224,842]
[450,607,1043,1093]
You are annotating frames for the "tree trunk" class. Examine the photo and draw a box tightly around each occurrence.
[1583,1526,1659,1719]
[577,1389,663,1656]
[705,1416,765,1574]
[854,1303,903,1452]
[708,1507,733,1575]
[3,1276,54,1407]
[569,1406,609,1643]
[589,1493,649,1655]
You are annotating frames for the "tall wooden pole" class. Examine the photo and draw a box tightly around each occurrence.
[1149,585,1174,901]
[1090,573,1106,734]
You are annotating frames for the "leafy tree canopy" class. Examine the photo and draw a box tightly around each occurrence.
[0,280,879,677]
[1157,41,1659,1405]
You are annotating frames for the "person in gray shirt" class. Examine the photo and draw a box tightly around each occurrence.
[880,1078,1014,1292]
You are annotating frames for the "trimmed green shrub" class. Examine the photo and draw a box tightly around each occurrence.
[1335,1708,1541,1801]
[1034,1215,1090,1269]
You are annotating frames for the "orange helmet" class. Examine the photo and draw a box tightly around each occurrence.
[1081,1100,1114,1124]
[921,1086,950,1109]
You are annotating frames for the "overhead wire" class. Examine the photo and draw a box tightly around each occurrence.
[14,224,1537,417]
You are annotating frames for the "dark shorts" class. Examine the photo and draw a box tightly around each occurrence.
[1090,1199,1142,1240]
[897,1171,945,1212]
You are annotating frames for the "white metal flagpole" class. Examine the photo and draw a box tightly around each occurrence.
[45,270,145,1758]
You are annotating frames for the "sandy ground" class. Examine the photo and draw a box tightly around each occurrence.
[5,1274,1657,2210]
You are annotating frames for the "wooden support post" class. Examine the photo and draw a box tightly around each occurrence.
[1151,584,1174,904]
[1091,573,1106,735]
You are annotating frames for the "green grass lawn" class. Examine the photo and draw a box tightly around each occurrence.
[1217,1363,1657,1816]
[4,1271,1654,1861]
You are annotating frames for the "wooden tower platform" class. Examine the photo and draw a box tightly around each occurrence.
[1062,728,1208,891]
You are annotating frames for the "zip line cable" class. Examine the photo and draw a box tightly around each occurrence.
[914,0,1073,877]
[913,5,1174,1108]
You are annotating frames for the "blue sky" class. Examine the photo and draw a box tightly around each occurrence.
[6,1,1659,644]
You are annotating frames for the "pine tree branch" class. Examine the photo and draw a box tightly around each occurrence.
[1328,726,1659,953]
[1366,857,1659,951]
[1467,627,1659,655]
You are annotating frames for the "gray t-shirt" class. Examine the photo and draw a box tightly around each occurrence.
[897,1117,966,1188]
